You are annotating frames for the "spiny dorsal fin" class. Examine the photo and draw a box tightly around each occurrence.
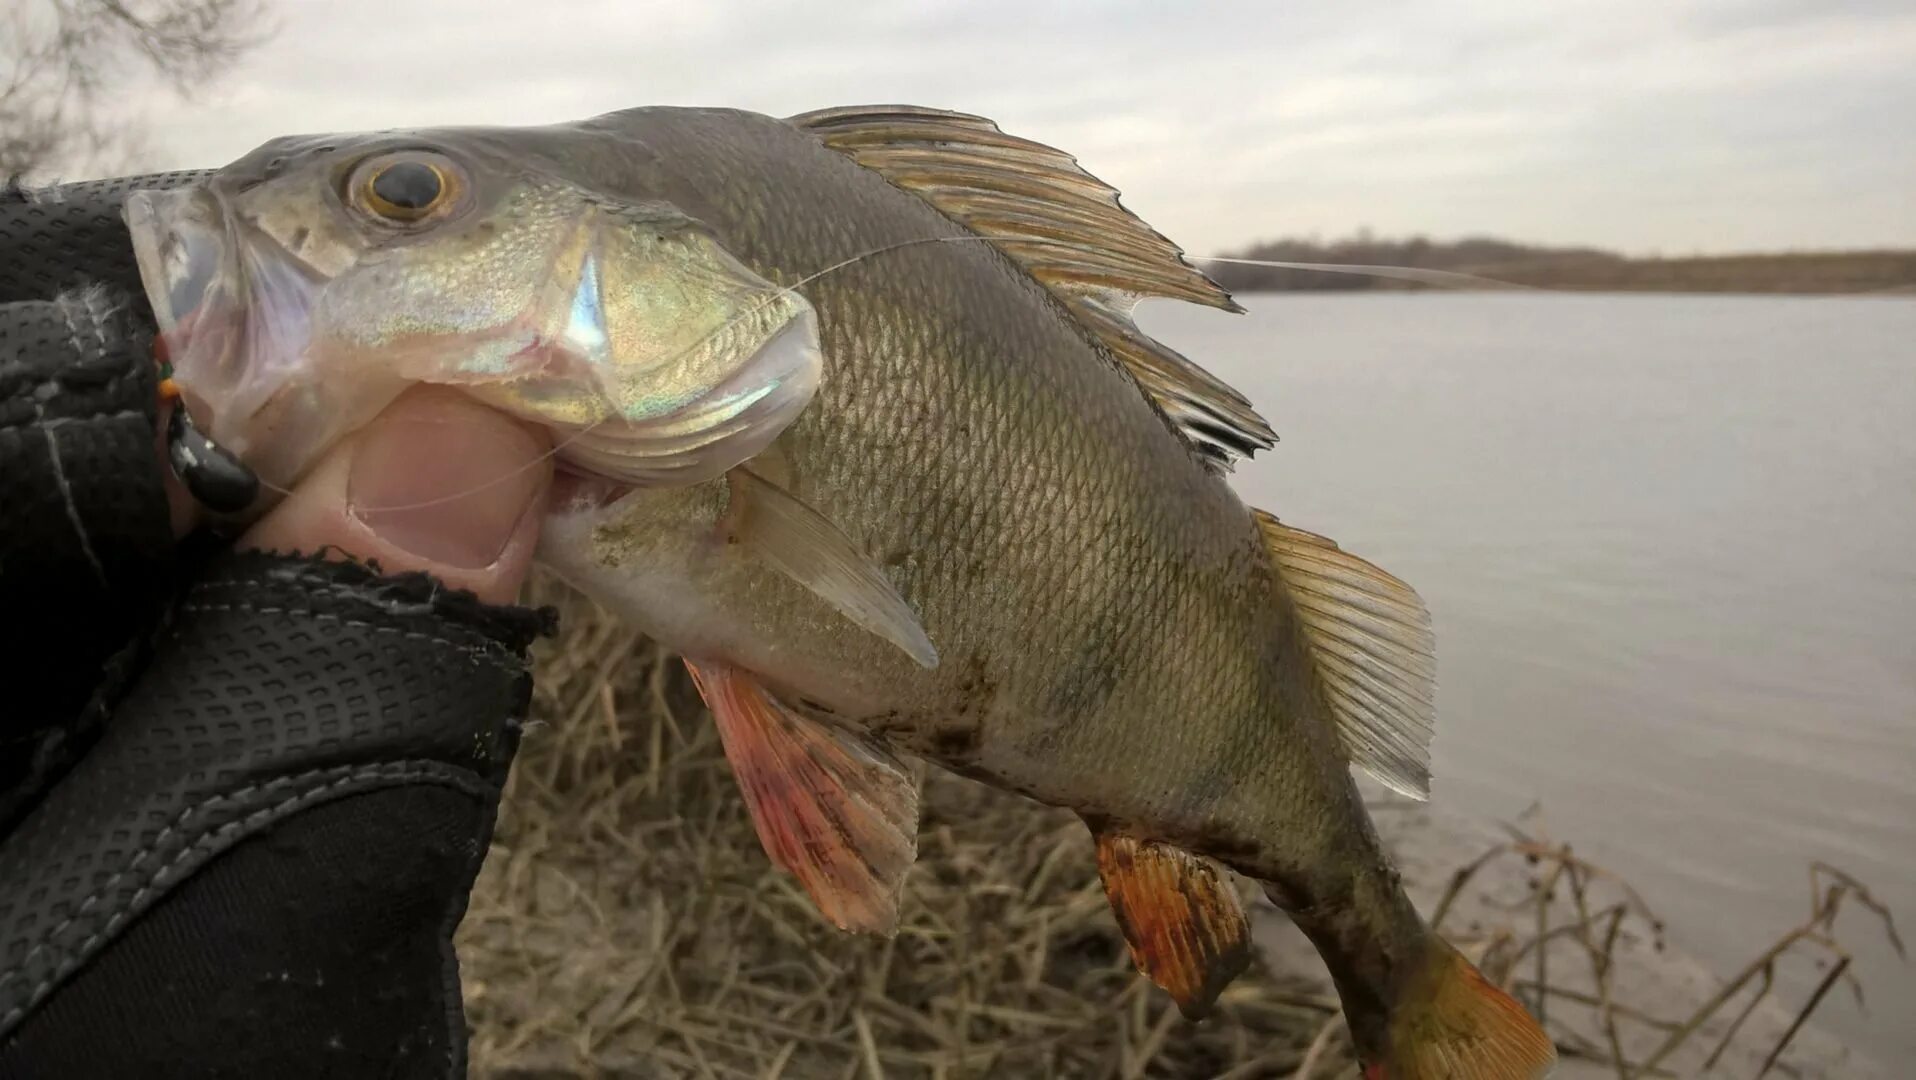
[1255,511,1436,800]
[789,104,1276,469]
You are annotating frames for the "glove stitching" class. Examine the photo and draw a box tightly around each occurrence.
[0,759,489,1029]
[0,761,465,994]
[18,290,125,591]
[180,600,532,667]
[0,365,144,401]
[30,400,107,589]
[0,407,148,434]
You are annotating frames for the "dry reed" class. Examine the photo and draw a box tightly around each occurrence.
[458,579,1894,1079]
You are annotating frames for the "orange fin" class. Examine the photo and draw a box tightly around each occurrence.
[686,660,919,935]
[1378,938,1557,1079]
[1092,829,1252,1018]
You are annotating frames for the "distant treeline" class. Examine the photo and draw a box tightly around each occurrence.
[1204,234,1916,294]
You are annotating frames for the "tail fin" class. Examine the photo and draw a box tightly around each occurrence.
[1372,937,1556,1079]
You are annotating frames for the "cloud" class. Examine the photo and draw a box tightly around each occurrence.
[115,0,1916,254]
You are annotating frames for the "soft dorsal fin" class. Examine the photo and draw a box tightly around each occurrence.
[789,105,1276,469]
[1255,511,1436,800]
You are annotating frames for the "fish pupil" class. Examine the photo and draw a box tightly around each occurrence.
[372,161,442,210]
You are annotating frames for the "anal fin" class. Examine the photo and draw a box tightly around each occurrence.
[686,659,920,934]
[1091,828,1252,1018]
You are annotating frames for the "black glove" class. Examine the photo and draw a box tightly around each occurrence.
[0,177,553,1079]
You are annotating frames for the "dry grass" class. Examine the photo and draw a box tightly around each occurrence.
[458,578,1333,1079]
[1425,823,1901,1079]
[458,576,1895,1078]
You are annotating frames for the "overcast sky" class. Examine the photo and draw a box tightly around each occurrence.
[119,0,1915,256]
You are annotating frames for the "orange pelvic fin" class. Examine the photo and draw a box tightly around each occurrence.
[1092,828,1253,1018]
[685,659,919,935]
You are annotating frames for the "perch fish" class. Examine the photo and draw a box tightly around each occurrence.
[124,105,1557,1078]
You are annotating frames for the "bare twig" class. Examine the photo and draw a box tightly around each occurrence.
[1430,843,1508,931]
[1562,862,1628,1079]
[1811,862,1905,959]
[1756,957,1848,1080]
[2,0,269,178]
[1700,962,1772,1071]
[1514,982,1681,1033]
[1620,847,1900,1077]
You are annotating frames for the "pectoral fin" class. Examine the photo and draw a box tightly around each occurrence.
[1091,828,1253,1018]
[727,466,939,669]
[686,659,920,935]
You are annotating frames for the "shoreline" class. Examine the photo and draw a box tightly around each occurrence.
[1208,250,1916,296]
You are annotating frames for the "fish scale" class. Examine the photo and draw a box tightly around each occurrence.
[730,123,1262,831]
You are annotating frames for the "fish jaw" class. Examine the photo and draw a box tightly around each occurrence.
[528,216,824,487]
[525,307,822,487]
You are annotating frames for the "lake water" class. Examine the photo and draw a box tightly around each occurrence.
[1137,293,1916,1062]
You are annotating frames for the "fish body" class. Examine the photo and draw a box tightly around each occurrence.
[546,111,1310,835]
[125,105,1554,1078]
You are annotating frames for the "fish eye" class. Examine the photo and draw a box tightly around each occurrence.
[349,151,465,225]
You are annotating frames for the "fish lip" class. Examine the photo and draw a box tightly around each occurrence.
[556,306,824,486]
[669,308,823,441]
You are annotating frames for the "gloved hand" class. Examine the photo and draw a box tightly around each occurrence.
[0,175,557,1078]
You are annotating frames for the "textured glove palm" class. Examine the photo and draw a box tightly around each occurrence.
[0,176,551,1080]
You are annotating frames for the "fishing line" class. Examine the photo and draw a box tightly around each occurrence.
[232,235,1540,516]
[1190,257,1539,291]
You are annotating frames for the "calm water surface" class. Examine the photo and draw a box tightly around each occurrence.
[1138,293,1916,1060]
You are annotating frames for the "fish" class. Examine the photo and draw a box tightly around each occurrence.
[123,104,1556,1079]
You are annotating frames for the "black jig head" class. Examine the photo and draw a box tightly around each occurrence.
[165,399,259,514]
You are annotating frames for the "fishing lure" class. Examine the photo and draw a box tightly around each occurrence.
[158,370,258,514]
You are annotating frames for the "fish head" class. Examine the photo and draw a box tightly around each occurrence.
[125,126,821,496]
